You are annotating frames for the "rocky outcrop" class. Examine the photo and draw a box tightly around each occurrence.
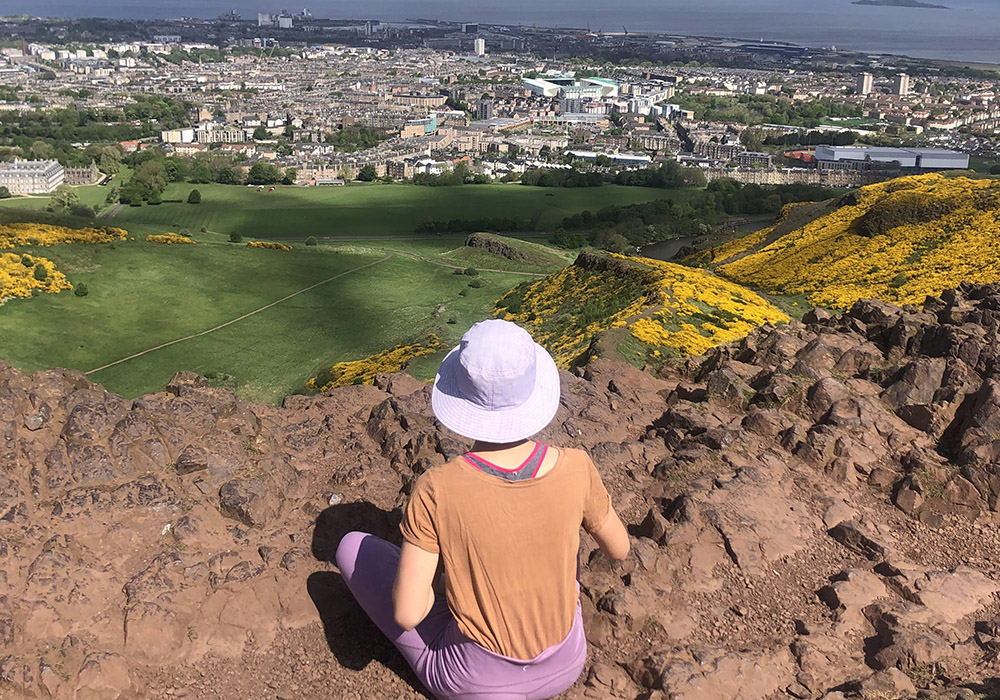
[2,284,1000,699]
[464,232,530,261]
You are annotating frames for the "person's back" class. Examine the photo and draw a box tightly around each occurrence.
[335,319,629,700]
[402,447,610,660]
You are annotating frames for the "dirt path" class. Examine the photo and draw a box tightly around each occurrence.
[85,254,393,376]
[102,203,125,220]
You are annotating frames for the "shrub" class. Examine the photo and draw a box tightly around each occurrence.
[200,226,207,233]
[74,283,89,297]
[468,278,484,288]
[458,289,468,297]
[229,232,243,243]
[464,267,479,276]
[187,189,201,204]
[247,241,291,251]
[447,316,458,324]
[305,236,318,246]
[33,263,47,281]
[178,228,190,237]
[20,255,32,267]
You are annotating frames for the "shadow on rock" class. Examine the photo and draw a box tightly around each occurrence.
[310,501,402,562]
[307,502,427,695]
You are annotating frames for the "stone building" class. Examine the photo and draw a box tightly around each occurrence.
[0,160,64,194]
[64,161,103,186]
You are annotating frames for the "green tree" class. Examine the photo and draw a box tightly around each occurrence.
[252,125,270,140]
[51,184,79,210]
[229,232,243,243]
[247,162,282,185]
[20,254,32,267]
[216,167,236,185]
[189,161,212,184]
[30,140,55,159]
[187,189,202,204]
[282,167,297,185]
[133,160,168,195]
[0,186,11,199]
[357,164,378,182]
[305,236,318,246]
[33,264,47,281]
[146,189,162,205]
[74,283,89,297]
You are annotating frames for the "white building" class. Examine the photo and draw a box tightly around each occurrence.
[815,145,968,170]
[857,72,873,96]
[892,73,910,97]
[0,160,65,195]
[474,38,486,56]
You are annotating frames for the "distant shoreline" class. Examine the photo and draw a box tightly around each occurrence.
[852,0,950,8]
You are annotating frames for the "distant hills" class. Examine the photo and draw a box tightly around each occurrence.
[853,0,950,8]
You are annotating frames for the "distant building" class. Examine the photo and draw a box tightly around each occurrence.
[477,99,494,120]
[473,38,486,56]
[277,16,293,28]
[462,23,479,34]
[64,160,102,186]
[735,151,773,167]
[892,73,910,97]
[857,72,873,96]
[0,160,64,194]
[523,75,619,100]
[815,145,968,170]
[257,13,271,26]
[153,35,181,44]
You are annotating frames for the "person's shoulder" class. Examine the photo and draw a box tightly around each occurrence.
[415,456,470,488]
[552,446,595,471]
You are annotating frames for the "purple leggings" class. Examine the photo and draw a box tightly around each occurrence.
[335,532,588,700]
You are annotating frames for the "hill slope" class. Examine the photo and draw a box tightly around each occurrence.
[496,251,789,366]
[712,174,1000,309]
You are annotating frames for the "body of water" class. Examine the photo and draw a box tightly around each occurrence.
[4,0,1000,63]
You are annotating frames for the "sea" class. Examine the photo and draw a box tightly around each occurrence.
[4,0,999,64]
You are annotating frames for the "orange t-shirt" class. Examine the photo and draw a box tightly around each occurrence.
[399,447,612,660]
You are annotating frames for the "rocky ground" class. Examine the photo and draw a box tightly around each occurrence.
[3,283,1000,700]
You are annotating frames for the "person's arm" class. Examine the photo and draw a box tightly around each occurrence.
[392,542,439,631]
[589,507,630,561]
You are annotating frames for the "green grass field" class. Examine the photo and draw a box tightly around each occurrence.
[0,182,682,403]
[5,182,676,239]
[0,235,550,404]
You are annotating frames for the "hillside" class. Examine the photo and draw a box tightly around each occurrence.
[496,250,789,367]
[711,174,1000,309]
[2,285,1000,699]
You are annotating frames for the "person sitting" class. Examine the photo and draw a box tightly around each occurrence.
[335,319,630,700]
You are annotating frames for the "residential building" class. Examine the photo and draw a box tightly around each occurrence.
[892,73,910,97]
[474,38,486,57]
[857,72,873,96]
[0,160,64,194]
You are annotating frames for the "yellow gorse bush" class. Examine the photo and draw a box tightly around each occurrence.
[307,335,441,392]
[146,233,196,245]
[496,253,788,367]
[0,223,127,249]
[0,253,71,303]
[0,222,127,302]
[247,241,291,251]
[714,174,1000,309]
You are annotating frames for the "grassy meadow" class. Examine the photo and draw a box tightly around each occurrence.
[0,181,687,403]
[0,233,564,404]
[6,181,677,239]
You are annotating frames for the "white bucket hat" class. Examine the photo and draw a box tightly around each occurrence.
[431,319,560,443]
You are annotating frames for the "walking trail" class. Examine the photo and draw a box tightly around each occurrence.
[85,254,392,376]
